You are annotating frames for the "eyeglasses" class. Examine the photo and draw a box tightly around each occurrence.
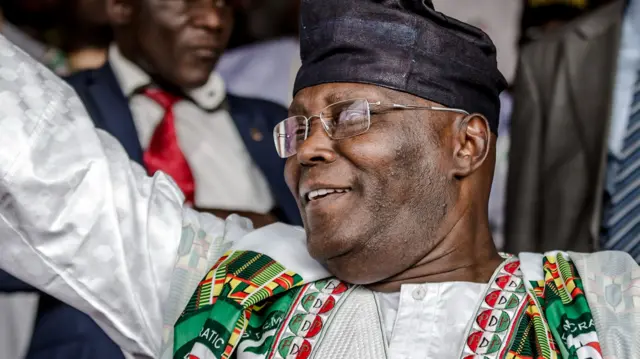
[273,98,469,158]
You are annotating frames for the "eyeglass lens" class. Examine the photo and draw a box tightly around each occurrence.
[273,99,371,158]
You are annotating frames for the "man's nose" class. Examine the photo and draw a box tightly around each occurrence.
[192,2,228,30]
[296,118,338,166]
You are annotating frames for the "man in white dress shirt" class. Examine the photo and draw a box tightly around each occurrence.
[0,0,638,359]
[65,0,301,227]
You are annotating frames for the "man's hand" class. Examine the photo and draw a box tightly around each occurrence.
[194,208,279,228]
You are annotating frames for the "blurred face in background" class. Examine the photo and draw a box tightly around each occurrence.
[107,0,234,89]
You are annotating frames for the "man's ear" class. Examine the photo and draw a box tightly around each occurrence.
[450,113,491,178]
[106,0,134,26]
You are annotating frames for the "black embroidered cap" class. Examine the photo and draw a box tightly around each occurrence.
[293,0,507,132]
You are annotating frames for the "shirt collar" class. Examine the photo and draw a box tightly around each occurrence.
[108,44,226,111]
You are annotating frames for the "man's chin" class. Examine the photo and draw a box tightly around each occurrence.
[324,256,384,286]
[304,238,375,283]
[176,64,216,89]
[305,233,353,263]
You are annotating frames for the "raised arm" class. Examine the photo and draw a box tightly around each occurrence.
[0,36,230,357]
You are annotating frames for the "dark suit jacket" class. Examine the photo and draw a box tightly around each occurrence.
[505,0,624,253]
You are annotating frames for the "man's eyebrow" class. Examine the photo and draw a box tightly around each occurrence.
[324,91,353,105]
[289,89,369,116]
[288,101,306,116]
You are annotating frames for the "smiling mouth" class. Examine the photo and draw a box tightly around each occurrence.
[305,188,352,202]
[191,48,218,58]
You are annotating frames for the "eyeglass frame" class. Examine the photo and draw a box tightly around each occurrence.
[273,98,470,158]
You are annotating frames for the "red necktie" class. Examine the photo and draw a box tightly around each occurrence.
[142,88,196,204]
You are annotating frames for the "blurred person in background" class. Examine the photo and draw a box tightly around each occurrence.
[488,0,596,249]
[217,0,301,107]
[66,0,300,226]
[505,0,640,259]
[518,0,590,45]
[58,0,112,72]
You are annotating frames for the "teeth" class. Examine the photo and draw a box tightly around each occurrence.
[306,188,351,201]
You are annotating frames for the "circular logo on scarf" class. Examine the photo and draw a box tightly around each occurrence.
[288,313,323,338]
[484,290,520,310]
[187,342,216,359]
[278,336,312,359]
[495,275,525,293]
[315,279,348,295]
[466,331,502,355]
[301,292,336,314]
[476,309,511,333]
[577,343,603,359]
[503,261,521,275]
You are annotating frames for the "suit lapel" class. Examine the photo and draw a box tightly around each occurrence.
[565,1,623,244]
[226,96,277,166]
[86,63,144,165]
[226,95,302,225]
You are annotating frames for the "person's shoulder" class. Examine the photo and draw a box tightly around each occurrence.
[64,67,94,85]
[568,250,639,270]
[520,0,624,56]
[517,250,638,283]
[64,63,111,90]
[519,250,637,266]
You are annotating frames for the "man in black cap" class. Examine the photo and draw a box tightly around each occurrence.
[0,1,637,358]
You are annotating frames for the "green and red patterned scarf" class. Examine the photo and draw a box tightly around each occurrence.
[173,251,307,359]
[520,254,602,359]
[174,251,603,359]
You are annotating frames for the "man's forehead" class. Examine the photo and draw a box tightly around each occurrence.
[289,83,391,116]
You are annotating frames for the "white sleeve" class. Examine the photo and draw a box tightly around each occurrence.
[568,251,640,359]
[0,36,232,358]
